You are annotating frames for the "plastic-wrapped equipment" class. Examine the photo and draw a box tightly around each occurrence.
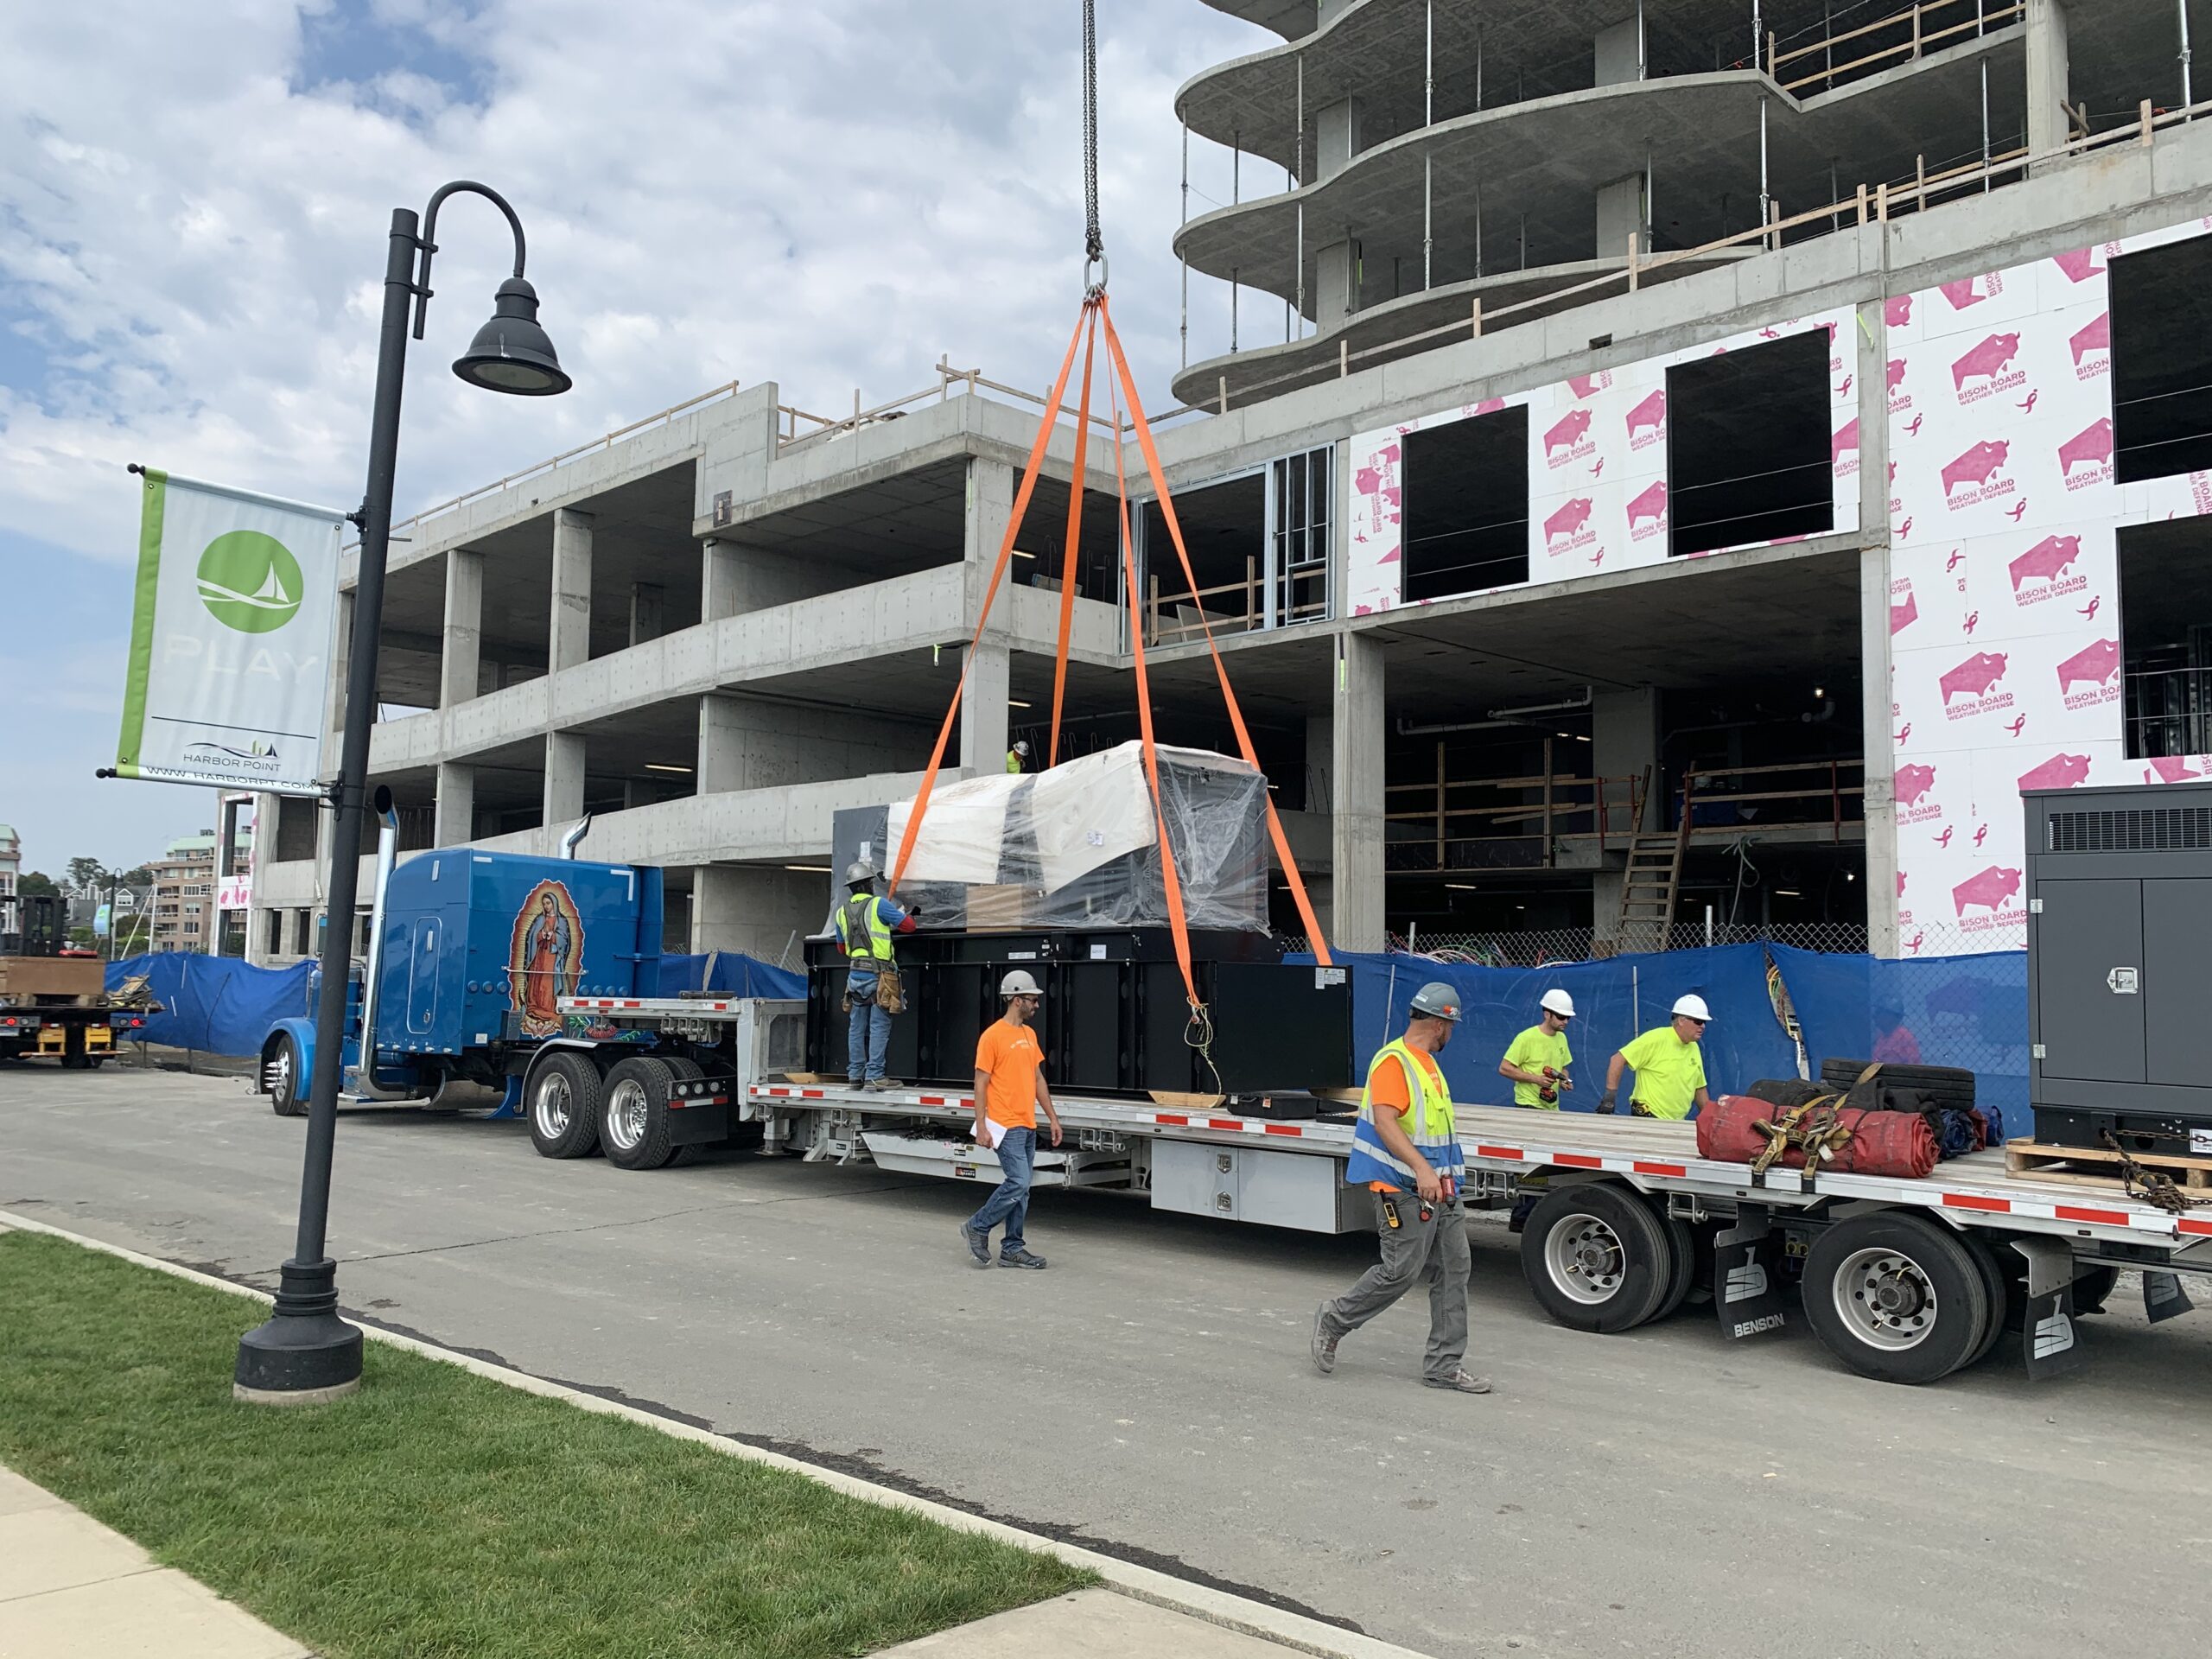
[1697,1094,1940,1179]
[883,741,1269,933]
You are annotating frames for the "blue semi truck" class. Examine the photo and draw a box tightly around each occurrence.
[258,805,772,1169]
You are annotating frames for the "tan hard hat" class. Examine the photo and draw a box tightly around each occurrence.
[1001,969,1044,998]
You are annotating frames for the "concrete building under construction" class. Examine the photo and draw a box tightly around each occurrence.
[250,0,2212,968]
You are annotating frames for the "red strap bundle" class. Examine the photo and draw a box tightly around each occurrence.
[1697,1095,1939,1180]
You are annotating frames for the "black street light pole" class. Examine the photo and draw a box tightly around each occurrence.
[236,183,569,1403]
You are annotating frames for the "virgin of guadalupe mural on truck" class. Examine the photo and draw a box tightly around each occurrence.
[510,881,583,1036]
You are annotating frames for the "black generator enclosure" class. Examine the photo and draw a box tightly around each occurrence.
[2027,781,2212,1154]
[805,926,1353,1099]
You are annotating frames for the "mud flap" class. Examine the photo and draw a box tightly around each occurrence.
[2012,1237,2085,1380]
[2142,1269,2195,1325]
[1713,1205,1789,1340]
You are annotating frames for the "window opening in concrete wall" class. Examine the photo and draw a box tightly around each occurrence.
[1140,471,1267,644]
[2120,518,2212,760]
[270,797,315,863]
[1666,330,1832,556]
[1401,406,1529,602]
[2111,234,2212,484]
[1268,448,1332,627]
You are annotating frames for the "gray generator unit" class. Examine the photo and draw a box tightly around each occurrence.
[2026,780,2212,1156]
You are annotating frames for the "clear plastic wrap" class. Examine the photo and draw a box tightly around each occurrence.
[885,741,1269,932]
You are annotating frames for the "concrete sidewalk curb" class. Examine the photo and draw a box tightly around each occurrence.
[0,1210,1432,1659]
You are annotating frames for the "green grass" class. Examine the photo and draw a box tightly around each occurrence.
[0,1231,1090,1657]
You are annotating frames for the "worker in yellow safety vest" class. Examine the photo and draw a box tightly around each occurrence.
[1006,740,1031,774]
[1310,982,1491,1395]
[1498,988,1575,1108]
[1599,994,1719,1120]
[833,860,918,1091]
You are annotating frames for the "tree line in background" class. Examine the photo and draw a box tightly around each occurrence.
[15,859,159,952]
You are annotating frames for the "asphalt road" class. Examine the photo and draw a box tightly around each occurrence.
[5,1065,2210,1659]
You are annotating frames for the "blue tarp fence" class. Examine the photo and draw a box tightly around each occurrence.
[107,951,804,1055]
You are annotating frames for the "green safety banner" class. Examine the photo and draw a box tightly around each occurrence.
[114,469,345,796]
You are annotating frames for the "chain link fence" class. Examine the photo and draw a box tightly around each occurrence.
[1278,922,1870,967]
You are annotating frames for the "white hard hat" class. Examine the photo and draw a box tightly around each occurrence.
[1541,988,1576,1018]
[1014,740,1031,754]
[1671,994,1713,1023]
[1001,969,1044,998]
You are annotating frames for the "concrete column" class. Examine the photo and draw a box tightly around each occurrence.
[958,641,1011,776]
[434,761,474,848]
[543,731,586,829]
[697,693,746,794]
[1860,545,1900,958]
[702,537,834,618]
[1301,713,1337,938]
[1311,96,1363,329]
[628,582,664,647]
[550,508,594,672]
[1330,633,1386,951]
[702,538,743,622]
[440,547,482,708]
[2025,0,2072,164]
[1594,16,1643,86]
[691,863,831,962]
[963,459,1015,610]
[1596,174,1646,262]
[326,586,354,766]
[1592,687,1661,940]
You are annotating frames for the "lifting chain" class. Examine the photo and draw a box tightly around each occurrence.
[1081,0,1108,293]
[2098,1130,2212,1215]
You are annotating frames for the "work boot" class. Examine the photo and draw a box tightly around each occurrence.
[999,1248,1048,1270]
[960,1224,990,1267]
[1310,1304,1339,1375]
[864,1077,900,1092]
[1422,1369,1493,1395]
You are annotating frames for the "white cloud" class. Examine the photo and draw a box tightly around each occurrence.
[0,0,1267,566]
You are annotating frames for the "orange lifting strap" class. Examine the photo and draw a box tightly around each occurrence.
[887,294,1336,1009]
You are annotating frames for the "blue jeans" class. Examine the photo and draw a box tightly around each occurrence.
[967,1126,1035,1255]
[846,978,891,1083]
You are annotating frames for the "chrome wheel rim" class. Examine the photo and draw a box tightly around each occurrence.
[1834,1246,1937,1351]
[267,1043,293,1104]
[605,1077,648,1152]
[535,1071,573,1138]
[1545,1211,1626,1305]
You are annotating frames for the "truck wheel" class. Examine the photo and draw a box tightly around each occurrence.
[2072,1264,2120,1314]
[601,1057,679,1171]
[1646,1205,1699,1323]
[1803,1212,1989,1384]
[265,1034,306,1117]
[529,1052,603,1159]
[1959,1234,2010,1368]
[1521,1184,1674,1334]
[658,1058,709,1166]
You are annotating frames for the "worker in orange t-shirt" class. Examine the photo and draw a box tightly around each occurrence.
[960,969,1065,1270]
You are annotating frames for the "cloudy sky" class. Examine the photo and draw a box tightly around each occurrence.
[0,0,1268,879]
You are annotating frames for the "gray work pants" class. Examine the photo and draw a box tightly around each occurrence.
[1319,1191,1471,1382]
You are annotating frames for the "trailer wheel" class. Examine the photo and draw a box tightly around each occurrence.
[1521,1185,1674,1333]
[265,1034,306,1117]
[658,1058,709,1166]
[1803,1212,1989,1384]
[2072,1264,2120,1314]
[528,1052,603,1159]
[600,1057,680,1171]
[1959,1234,2011,1368]
[1647,1206,1699,1323]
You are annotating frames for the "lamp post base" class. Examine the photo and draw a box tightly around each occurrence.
[233,1257,363,1403]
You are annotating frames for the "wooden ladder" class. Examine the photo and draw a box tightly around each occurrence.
[1615,766,1692,952]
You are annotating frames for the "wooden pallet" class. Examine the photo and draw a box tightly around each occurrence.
[2003,1136,2212,1191]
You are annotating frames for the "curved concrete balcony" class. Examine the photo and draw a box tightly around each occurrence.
[1196,0,1317,41]
[1172,34,2021,312]
[1169,248,1751,408]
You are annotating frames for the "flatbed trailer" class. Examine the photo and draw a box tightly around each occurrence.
[0,998,149,1066]
[536,994,2209,1386]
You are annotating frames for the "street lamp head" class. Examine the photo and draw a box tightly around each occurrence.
[452,276,570,396]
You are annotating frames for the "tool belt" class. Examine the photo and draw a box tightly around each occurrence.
[873,963,906,1014]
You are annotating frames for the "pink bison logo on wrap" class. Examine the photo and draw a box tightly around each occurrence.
[1897,871,1908,898]
[1952,866,2023,917]
[1471,397,1505,416]
[1939,652,2010,703]
[1940,277,1989,311]
[1627,480,1669,527]
[1544,409,1592,454]
[2053,248,2104,283]
[1886,358,1907,391]
[2058,418,2114,475]
[1625,390,1666,439]
[1950,333,2020,390]
[1885,295,1914,327]
[2056,638,2120,692]
[1896,764,1937,807]
[1941,440,2009,494]
[1890,591,1918,633]
[2018,753,2093,791]
[2070,313,2110,365]
[2146,756,2206,783]
[1543,499,1594,543]
[2008,534,2081,589]
[1832,417,1860,461]
[1354,465,1384,494]
[1567,373,1608,399]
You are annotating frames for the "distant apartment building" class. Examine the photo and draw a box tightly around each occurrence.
[0,822,19,937]
[149,833,219,953]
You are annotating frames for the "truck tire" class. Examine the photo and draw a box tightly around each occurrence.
[1803,1212,1989,1384]
[658,1058,709,1166]
[1818,1058,1975,1105]
[1520,1184,1675,1334]
[1647,1205,1699,1323]
[600,1056,679,1172]
[2073,1263,2120,1314]
[1960,1233,2011,1368]
[265,1034,307,1117]
[529,1052,603,1159]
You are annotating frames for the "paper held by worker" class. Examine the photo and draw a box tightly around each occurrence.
[970,1116,1003,1150]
